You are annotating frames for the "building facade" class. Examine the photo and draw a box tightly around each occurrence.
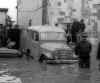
[17,0,100,36]
[0,8,8,26]
[48,0,82,26]
[48,0,100,37]
[17,0,42,27]
[17,0,82,27]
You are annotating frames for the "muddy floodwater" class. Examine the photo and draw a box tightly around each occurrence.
[0,38,100,83]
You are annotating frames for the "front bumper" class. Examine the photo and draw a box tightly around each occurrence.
[46,59,79,64]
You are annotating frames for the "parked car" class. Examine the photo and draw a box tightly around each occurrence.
[0,47,21,57]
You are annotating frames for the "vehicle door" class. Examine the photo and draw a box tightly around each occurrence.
[30,30,40,60]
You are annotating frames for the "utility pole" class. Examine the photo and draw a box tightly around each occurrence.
[81,0,85,18]
[16,0,21,25]
[42,0,48,25]
[16,0,18,25]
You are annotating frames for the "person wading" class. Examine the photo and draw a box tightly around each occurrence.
[74,32,92,68]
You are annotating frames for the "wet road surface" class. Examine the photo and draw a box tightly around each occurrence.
[0,38,100,83]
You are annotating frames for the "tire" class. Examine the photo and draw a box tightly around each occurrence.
[38,54,46,63]
[17,51,23,58]
[18,54,23,58]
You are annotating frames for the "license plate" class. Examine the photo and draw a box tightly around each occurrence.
[59,50,72,54]
[56,60,60,63]
[59,51,67,54]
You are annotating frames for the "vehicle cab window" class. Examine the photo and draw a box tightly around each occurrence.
[40,32,66,41]
[31,31,39,41]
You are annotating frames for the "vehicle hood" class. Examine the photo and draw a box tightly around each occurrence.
[40,43,71,51]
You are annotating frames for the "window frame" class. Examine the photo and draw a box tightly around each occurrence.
[31,30,39,41]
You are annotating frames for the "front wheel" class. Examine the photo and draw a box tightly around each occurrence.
[17,51,23,58]
[17,54,23,58]
[38,54,47,63]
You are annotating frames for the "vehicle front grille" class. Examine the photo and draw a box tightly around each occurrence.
[54,50,73,59]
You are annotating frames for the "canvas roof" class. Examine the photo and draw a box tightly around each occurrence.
[28,25,65,32]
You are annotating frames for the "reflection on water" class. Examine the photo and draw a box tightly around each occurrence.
[40,62,100,83]
[0,62,92,83]
[0,38,98,83]
[77,68,91,80]
[0,60,22,83]
[0,56,99,83]
[0,62,93,83]
[0,69,22,83]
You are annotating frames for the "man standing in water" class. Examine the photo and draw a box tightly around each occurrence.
[75,32,92,68]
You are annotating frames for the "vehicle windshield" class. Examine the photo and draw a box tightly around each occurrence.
[40,32,66,41]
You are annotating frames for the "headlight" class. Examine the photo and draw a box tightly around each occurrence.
[45,52,53,58]
[73,54,78,58]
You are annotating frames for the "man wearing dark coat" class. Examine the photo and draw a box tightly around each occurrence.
[74,33,92,68]
[97,42,100,60]
[79,19,86,32]
[71,20,80,44]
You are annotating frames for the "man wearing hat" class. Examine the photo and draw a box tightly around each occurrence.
[75,32,92,68]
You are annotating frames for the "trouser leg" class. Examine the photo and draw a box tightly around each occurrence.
[79,57,90,68]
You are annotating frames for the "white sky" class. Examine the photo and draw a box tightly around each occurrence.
[0,0,17,21]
